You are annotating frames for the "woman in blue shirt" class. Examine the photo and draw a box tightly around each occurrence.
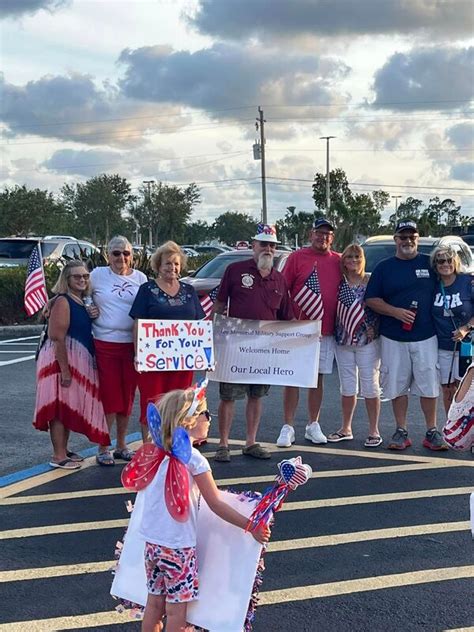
[129,241,205,436]
[431,245,474,414]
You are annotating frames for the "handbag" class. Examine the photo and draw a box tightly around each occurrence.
[34,295,59,361]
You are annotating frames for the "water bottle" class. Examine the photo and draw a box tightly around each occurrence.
[402,300,418,331]
[83,295,94,316]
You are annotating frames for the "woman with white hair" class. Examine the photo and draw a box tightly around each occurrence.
[431,244,474,414]
[90,236,147,466]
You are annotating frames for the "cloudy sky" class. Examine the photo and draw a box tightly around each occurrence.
[1,0,473,225]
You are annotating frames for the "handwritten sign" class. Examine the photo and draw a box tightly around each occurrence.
[208,314,320,387]
[136,319,214,372]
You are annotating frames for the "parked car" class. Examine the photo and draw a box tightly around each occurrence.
[181,248,291,297]
[182,244,233,255]
[362,235,474,274]
[181,246,200,258]
[0,237,99,268]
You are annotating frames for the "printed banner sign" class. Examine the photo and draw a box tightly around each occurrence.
[136,319,214,372]
[208,314,320,387]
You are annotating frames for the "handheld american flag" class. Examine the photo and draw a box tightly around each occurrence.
[24,243,48,316]
[336,278,365,342]
[200,285,219,319]
[293,268,324,320]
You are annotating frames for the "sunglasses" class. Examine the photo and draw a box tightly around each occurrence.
[436,257,453,265]
[345,255,362,260]
[396,234,418,241]
[257,241,276,248]
[203,410,211,422]
[112,250,131,257]
[69,273,90,280]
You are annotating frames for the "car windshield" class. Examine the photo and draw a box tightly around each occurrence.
[193,254,250,279]
[0,240,58,259]
[363,242,434,272]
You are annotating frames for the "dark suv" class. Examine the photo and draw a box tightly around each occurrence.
[0,237,98,268]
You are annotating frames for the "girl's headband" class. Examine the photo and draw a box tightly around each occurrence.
[187,378,208,417]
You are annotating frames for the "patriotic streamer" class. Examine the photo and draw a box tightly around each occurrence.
[246,457,312,532]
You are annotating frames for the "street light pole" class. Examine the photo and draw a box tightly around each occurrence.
[143,180,155,248]
[320,136,336,220]
[258,106,267,224]
[391,195,402,218]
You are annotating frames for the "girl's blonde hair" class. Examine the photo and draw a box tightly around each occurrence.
[52,259,91,296]
[157,388,207,451]
[340,243,366,277]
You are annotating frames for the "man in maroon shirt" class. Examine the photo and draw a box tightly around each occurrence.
[213,224,294,462]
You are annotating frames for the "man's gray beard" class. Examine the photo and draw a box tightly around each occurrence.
[257,253,274,271]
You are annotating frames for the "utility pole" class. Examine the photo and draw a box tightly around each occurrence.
[320,136,335,220]
[391,195,402,226]
[143,180,155,248]
[257,106,267,224]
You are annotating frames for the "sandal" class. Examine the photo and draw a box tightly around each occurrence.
[214,446,231,462]
[327,431,354,442]
[96,450,115,466]
[49,458,81,470]
[242,443,271,459]
[113,448,134,461]
[364,435,383,448]
[66,451,84,462]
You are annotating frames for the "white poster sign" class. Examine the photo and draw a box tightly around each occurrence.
[208,314,321,388]
[136,319,214,372]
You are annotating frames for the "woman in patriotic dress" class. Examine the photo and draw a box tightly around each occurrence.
[33,260,109,469]
[329,244,382,447]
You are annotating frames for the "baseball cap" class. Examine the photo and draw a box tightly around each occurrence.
[313,217,335,231]
[251,223,279,243]
[395,219,418,234]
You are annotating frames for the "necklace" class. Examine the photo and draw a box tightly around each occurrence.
[67,292,84,306]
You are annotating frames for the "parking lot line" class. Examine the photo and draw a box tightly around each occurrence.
[1,484,471,508]
[1,516,469,543]
[0,355,35,367]
[0,565,472,631]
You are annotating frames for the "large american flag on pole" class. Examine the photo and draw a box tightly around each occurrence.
[336,277,366,342]
[200,285,219,319]
[293,268,324,320]
[24,243,48,316]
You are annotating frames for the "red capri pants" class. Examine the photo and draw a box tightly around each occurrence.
[94,339,137,417]
[137,370,194,425]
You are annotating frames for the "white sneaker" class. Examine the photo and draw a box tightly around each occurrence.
[276,424,295,447]
[305,422,327,444]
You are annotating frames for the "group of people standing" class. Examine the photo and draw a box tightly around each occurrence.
[33,216,473,469]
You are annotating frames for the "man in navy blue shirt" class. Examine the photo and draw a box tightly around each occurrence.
[365,220,447,450]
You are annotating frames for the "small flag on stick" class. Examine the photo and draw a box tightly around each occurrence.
[24,243,48,316]
[293,268,324,320]
[200,286,219,319]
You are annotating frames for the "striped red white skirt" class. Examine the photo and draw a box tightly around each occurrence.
[33,337,110,445]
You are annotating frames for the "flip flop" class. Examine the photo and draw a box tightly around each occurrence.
[327,431,354,442]
[364,435,383,448]
[66,451,85,462]
[49,459,81,470]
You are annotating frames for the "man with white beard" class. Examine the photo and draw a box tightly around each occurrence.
[212,224,294,462]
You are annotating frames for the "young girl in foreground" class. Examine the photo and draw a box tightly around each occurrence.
[137,387,270,632]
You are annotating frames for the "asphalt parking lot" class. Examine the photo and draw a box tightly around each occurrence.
[1,333,473,631]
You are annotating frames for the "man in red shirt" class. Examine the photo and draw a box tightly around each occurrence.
[276,217,342,447]
[213,224,294,462]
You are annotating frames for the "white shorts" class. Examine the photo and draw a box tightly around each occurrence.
[379,335,439,399]
[335,340,381,398]
[318,335,336,375]
[438,349,461,384]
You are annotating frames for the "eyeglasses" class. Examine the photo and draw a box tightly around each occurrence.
[257,241,276,248]
[436,257,453,265]
[396,234,418,241]
[314,231,333,238]
[69,273,90,280]
[345,255,362,261]
[111,250,131,257]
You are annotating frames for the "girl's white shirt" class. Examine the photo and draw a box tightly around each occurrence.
[448,366,474,421]
[90,266,147,343]
[139,447,211,549]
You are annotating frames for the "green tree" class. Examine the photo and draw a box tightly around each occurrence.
[61,174,133,243]
[132,182,201,245]
[183,220,211,244]
[312,169,386,247]
[276,206,314,247]
[212,212,258,244]
[0,185,68,237]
